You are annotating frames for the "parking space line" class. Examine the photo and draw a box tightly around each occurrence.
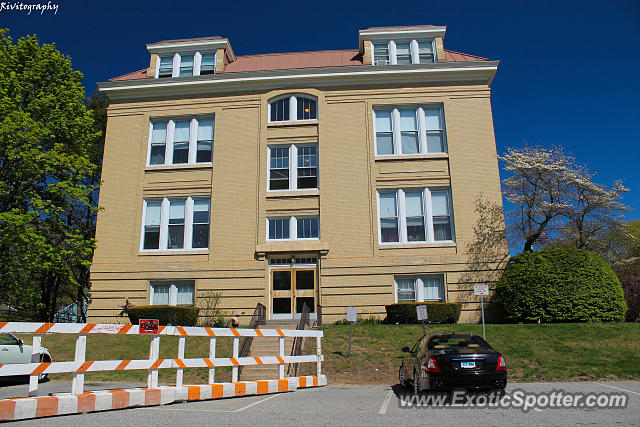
[378,389,393,415]
[146,393,281,413]
[594,383,640,396]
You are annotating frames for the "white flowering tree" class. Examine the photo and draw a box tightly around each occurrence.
[500,146,628,252]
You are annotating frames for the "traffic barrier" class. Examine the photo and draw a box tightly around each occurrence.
[0,322,326,421]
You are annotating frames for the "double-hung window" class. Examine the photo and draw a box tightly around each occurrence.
[167,199,186,249]
[158,56,173,78]
[395,275,445,302]
[179,54,194,77]
[269,95,317,122]
[395,42,412,65]
[373,106,446,156]
[372,42,390,65]
[148,117,214,166]
[379,192,399,243]
[377,188,454,244]
[141,197,211,251]
[268,144,318,191]
[151,281,195,306]
[172,121,190,164]
[200,52,216,75]
[196,118,213,163]
[396,278,416,302]
[371,39,436,65]
[143,201,162,249]
[191,199,210,249]
[149,122,167,165]
[267,216,319,241]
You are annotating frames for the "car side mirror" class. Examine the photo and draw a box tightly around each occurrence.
[17,339,24,347]
[402,346,410,353]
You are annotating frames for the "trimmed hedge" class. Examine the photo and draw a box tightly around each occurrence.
[127,305,200,326]
[493,248,627,322]
[385,302,462,324]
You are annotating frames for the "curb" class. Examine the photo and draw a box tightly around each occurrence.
[0,375,327,421]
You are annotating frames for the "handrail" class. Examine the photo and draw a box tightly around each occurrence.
[287,303,310,377]
[238,303,266,376]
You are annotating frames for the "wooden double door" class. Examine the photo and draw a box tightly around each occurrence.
[270,268,316,319]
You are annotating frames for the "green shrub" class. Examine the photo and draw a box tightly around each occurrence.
[333,314,382,325]
[384,302,462,324]
[493,248,627,322]
[127,305,200,326]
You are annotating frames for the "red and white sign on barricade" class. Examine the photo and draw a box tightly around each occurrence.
[0,321,326,421]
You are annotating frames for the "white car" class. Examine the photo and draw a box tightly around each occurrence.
[0,333,52,382]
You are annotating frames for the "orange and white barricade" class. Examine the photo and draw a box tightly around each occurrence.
[0,322,326,421]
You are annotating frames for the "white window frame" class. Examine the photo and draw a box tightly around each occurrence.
[372,39,436,65]
[150,281,195,306]
[155,50,217,78]
[268,94,318,123]
[376,188,455,245]
[267,143,318,192]
[140,197,211,252]
[266,216,319,241]
[147,116,214,167]
[393,275,446,303]
[373,106,447,156]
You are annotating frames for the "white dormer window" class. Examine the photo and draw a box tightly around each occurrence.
[156,51,217,78]
[372,39,435,65]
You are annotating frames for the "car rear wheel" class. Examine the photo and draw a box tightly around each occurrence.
[399,364,409,388]
[413,369,420,394]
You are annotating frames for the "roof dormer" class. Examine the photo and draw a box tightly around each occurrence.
[146,36,236,78]
[358,25,446,65]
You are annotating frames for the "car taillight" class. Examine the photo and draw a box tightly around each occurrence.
[426,357,440,372]
[496,355,506,371]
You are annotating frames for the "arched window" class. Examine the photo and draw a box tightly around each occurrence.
[269,95,317,122]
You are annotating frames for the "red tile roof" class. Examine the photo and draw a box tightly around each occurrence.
[109,49,487,81]
[224,50,362,73]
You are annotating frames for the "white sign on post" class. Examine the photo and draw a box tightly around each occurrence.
[474,284,490,296]
[346,306,357,322]
[416,305,428,321]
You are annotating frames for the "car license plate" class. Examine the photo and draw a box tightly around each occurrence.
[460,361,476,368]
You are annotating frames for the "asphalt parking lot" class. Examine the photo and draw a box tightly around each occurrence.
[4,381,640,426]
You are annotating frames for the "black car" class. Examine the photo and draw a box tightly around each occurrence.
[399,333,507,393]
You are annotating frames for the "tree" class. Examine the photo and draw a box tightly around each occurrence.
[501,146,628,252]
[0,29,100,321]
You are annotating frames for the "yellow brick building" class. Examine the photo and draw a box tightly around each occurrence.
[90,25,507,324]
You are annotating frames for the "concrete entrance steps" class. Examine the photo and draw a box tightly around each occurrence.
[239,322,300,381]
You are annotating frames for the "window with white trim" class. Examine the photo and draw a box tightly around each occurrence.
[141,197,211,251]
[151,281,195,306]
[267,216,319,241]
[395,275,445,302]
[377,188,454,244]
[372,39,435,65]
[156,51,217,78]
[373,106,446,155]
[148,117,214,166]
[268,95,317,122]
[268,144,318,191]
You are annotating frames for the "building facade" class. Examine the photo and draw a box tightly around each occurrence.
[90,25,507,324]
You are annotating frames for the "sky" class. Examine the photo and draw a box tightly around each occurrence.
[2,0,639,220]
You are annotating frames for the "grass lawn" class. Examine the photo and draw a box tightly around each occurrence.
[16,323,640,387]
[299,323,640,385]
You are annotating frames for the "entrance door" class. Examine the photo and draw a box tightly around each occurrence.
[270,268,316,319]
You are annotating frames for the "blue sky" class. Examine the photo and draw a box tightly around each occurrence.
[3,0,639,220]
